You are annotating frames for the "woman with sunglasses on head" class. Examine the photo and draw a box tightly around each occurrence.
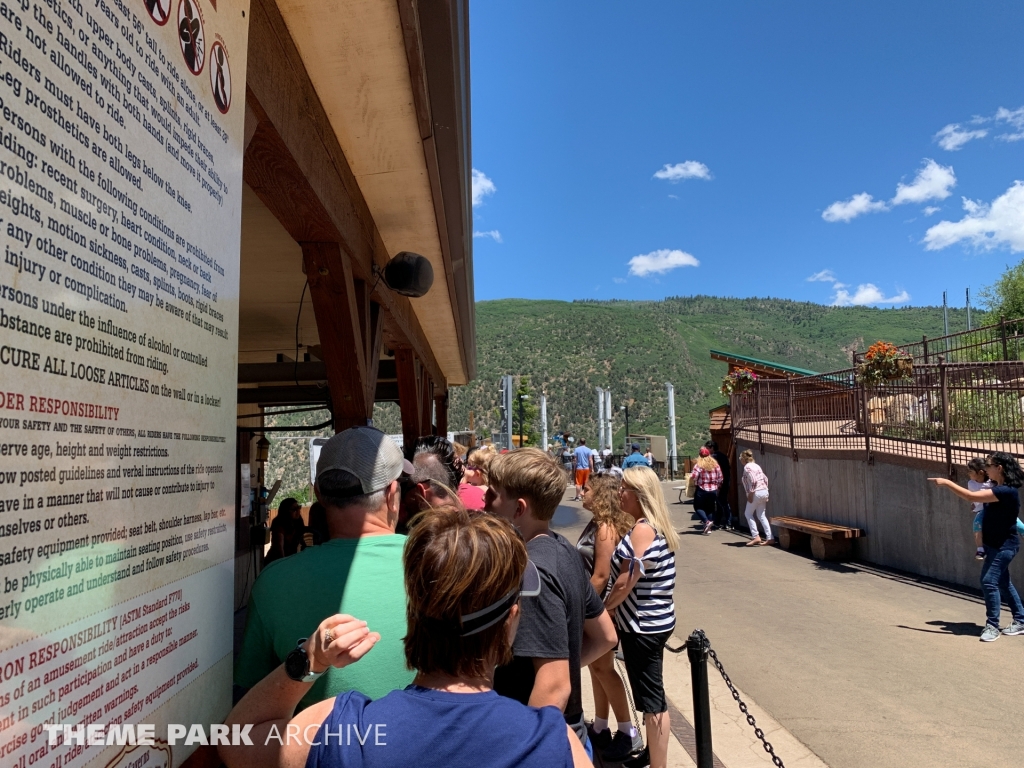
[220,505,592,768]
[458,446,495,511]
[576,475,643,761]
[929,452,1024,642]
[605,467,679,768]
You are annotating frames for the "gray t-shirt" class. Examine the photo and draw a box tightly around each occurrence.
[494,530,605,726]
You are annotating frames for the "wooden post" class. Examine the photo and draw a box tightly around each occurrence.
[434,392,448,436]
[940,363,952,478]
[922,335,929,364]
[420,371,435,436]
[395,348,426,451]
[301,242,383,432]
[787,377,796,460]
[860,383,872,464]
[755,378,763,454]
[1001,316,1009,361]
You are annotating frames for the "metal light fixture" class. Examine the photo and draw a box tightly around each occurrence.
[256,435,271,464]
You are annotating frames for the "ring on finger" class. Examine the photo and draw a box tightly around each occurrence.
[324,628,333,645]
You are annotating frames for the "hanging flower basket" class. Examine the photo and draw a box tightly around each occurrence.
[721,367,758,396]
[856,341,913,387]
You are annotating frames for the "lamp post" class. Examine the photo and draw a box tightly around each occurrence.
[620,404,630,454]
[517,394,530,447]
[540,395,548,452]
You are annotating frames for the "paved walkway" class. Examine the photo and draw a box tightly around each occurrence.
[553,481,1022,768]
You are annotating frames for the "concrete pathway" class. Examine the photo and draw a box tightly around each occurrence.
[554,488,828,768]
[553,480,1022,768]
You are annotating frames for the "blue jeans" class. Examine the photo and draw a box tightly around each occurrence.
[693,488,716,526]
[980,540,1024,627]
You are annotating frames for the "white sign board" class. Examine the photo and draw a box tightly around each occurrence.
[0,1,249,766]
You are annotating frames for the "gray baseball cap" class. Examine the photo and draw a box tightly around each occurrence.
[315,427,414,495]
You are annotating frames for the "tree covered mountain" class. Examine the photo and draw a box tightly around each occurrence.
[266,296,970,498]
[448,296,970,456]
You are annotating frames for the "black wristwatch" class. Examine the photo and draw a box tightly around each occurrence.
[284,639,326,683]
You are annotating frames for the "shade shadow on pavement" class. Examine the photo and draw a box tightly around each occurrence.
[897,620,985,636]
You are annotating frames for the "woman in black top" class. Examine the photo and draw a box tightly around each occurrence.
[929,452,1024,642]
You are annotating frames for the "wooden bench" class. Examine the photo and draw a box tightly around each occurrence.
[671,477,695,503]
[768,516,864,561]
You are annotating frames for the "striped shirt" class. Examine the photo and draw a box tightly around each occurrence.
[741,462,769,494]
[691,464,722,492]
[608,520,676,634]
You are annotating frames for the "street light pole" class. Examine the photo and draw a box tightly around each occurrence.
[541,395,548,451]
[666,382,678,475]
[602,391,610,450]
[620,404,629,453]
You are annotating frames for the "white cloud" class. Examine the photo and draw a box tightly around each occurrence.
[806,269,838,283]
[612,277,627,284]
[809,271,907,305]
[653,161,712,182]
[922,206,941,216]
[473,230,502,243]
[471,169,496,207]
[891,159,956,205]
[934,123,988,151]
[822,160,954,223]
[822,193,888,222]
[923,181,1024,252]
[627,249,700,277]
[995,106,1024,142]
[832,284,910,306]
[933,106,1024,146]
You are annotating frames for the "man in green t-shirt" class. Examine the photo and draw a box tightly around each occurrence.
[235,427,416,708]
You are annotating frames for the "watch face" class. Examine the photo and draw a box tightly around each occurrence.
[285,647,310,681]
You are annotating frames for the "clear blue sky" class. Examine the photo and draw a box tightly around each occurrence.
[469,1,1024,309]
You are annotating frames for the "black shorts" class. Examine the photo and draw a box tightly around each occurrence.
[619,629,672,714]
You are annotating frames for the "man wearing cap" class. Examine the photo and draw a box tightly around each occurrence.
[234,427,415,708]
[621,443,650,469]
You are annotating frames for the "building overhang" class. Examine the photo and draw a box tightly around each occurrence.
[273,0,474,385]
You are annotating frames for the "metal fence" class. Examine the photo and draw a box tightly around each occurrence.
[732,361,1024,474]
[851,316,1024,366]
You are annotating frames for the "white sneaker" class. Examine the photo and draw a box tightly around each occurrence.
[980,624,1000,642]
[1001,620,1024,636]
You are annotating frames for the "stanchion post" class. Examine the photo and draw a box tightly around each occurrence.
[686,630,713,768]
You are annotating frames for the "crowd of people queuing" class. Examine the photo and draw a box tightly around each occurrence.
[226,420,1024,768]
[229,427,678,768]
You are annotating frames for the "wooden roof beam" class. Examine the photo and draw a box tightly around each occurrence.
[245,0,446,393]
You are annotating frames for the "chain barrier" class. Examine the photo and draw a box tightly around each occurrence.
[613,653,645,739]
[695,629,785,768]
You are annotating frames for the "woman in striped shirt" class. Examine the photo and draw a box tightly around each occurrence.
[605,466,679,768]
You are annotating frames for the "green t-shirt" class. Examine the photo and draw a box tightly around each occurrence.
[235,535,414,707]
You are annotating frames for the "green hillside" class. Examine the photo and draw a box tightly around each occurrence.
[264,296,972,498]
[448,296,971,456]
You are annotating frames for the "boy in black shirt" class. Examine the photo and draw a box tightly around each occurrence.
[487,449,618,756]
